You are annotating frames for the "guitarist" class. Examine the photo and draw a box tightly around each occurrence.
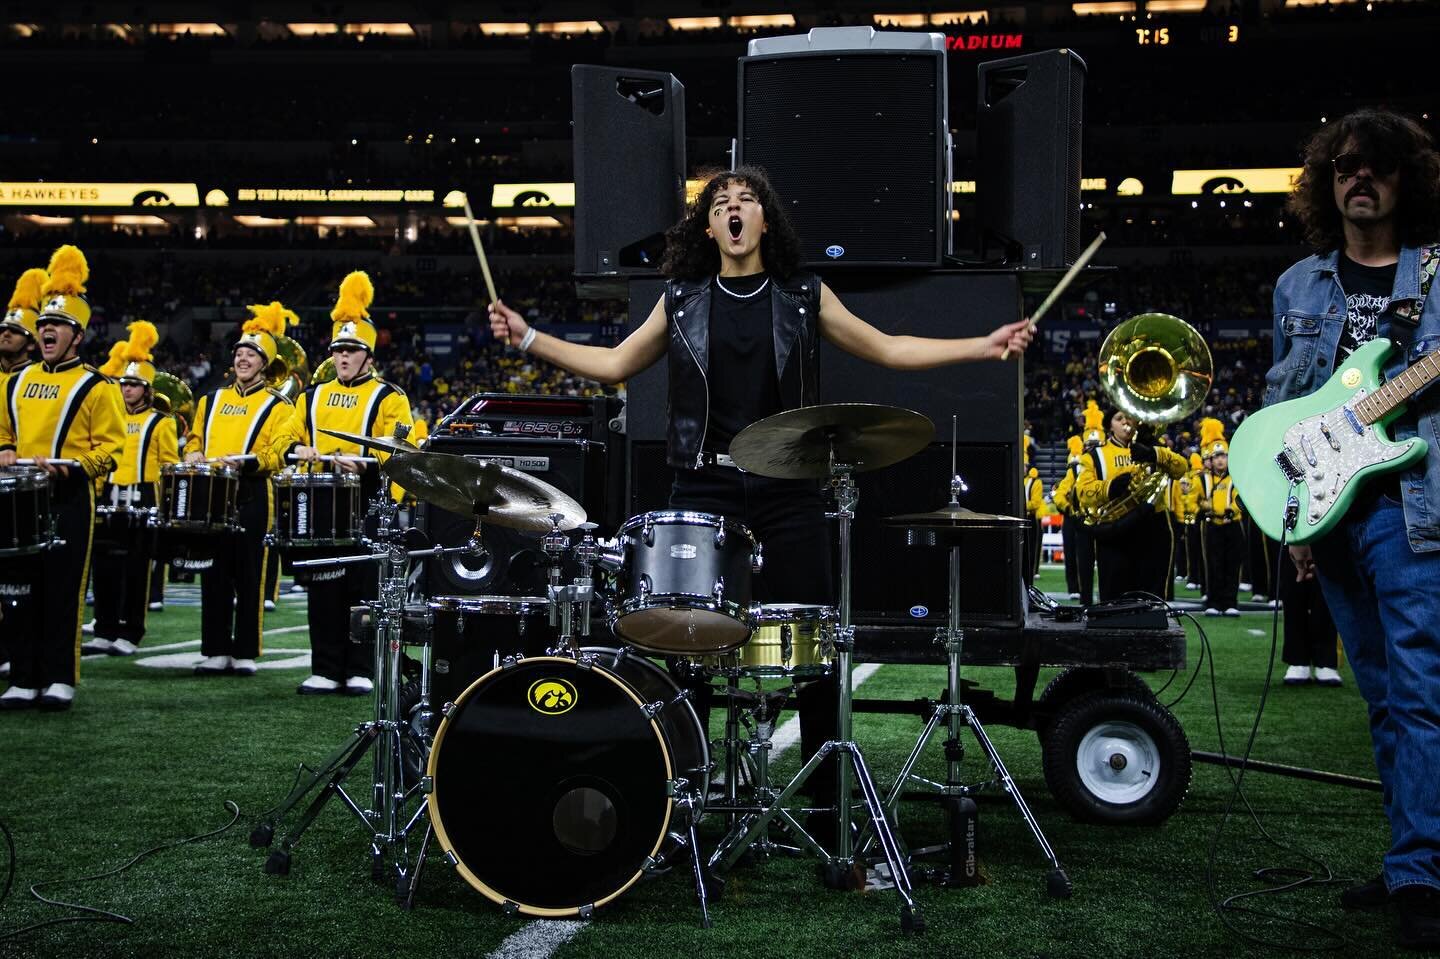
[1268,107,1440,948]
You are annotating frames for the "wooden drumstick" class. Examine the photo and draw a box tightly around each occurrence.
[1001,231,1108,360]
[16,458,77,467]
[461,193,499,307]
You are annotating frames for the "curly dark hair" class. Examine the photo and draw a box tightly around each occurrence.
[1287,108,1440,253]
[660,165,803,281]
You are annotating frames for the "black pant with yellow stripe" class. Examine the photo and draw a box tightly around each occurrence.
[200,476,270,659]
[1203,520,1245,611]
[5,473,95,689]
[93,483,158,644]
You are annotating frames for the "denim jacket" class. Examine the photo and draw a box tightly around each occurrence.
[1265,243,1440,551]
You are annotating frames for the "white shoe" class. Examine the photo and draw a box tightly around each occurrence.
[1224,607,1241,617]
[81,619,96,635]
[1251,593,1268,602]
[264,600,277,612]
[1068,592,1081,600]
[81,638,115,654]
[108,639,138,656]
[297,674,341,695]
[1186,582,1200,591]
[289,584,307,594]
[1283,664,1312,685]
[148,601,164,612]
[231,658,257,676]
[1204,607,1221,616]
[38,683,75,709]
[344,676,374,696]
[0,661,8,678]
[1239,581,1252,592]
[195,655,232,675]
[0,686,38,708]
[1314,667,1344,687]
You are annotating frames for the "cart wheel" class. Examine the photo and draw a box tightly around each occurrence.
[1035,668,1153,743]
[1041,690,1190,826]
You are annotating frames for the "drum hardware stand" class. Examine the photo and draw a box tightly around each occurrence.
[250,494,484,907]
[541,514,598,656]
[861,473,1071,899]
[709,451,924,934]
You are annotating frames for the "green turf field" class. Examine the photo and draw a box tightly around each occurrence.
[0,569,1396,958]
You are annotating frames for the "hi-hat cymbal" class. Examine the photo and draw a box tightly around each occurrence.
[886,503,1028,529]
[381,450,586,532]
[727,403,935,479]
[318,427,420,456]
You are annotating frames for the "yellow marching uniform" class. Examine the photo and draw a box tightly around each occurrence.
[87,321,179,654]
[1023,465,1044,585]
[1052,434,1094,604]
[187,304,293,674]
[1197,418,1244,614]
[0,246,125,708]
[272,272,412,694]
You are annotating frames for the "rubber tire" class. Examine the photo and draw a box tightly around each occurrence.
[1041,690,1191,826]
[1035,668,1153,743]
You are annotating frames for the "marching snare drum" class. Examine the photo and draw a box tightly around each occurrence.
[94,483,157,552]
[0,465,55,557]
[427,646,708,917]
[611,510,761,655]
[157,462,240,569]
[271,470,363,550]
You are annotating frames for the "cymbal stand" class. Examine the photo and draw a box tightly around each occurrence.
[250,495,481,907]
[858,483,1071,899]
[709,450,923,933]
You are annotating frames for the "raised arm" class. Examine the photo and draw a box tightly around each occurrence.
[488,295,668,386]
[816,283,1034,370]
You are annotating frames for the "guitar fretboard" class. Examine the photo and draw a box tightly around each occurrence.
[1356,350,1440,424]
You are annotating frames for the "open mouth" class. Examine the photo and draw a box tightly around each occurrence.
[40,328,59,348]
[727,215,743,241]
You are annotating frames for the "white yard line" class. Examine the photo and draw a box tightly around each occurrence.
[81,623,311,661]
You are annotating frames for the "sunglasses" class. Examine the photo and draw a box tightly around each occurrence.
[1332,152,1398,178]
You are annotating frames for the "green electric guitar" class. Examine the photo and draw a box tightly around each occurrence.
[1230,337,1432,544]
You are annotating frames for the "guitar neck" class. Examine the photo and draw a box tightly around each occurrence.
[1356,349,1440,424]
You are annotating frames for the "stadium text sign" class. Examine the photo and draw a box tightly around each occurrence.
[0,182,201,207]
[945,33,1023,51]
[234,188,435,202]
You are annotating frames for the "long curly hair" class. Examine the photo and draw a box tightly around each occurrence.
[661,165,803,281]
[1287,108,1440,254]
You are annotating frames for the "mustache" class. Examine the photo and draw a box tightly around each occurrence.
[1346,181,1378,202]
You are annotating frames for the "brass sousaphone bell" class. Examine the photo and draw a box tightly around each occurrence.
[1085,311,1213,526]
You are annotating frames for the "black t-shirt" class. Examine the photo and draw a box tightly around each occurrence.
[1336,253,1397,362]
[706,272,782,452]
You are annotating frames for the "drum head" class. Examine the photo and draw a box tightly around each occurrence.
[616,606,752,655]
[427,657,677,916]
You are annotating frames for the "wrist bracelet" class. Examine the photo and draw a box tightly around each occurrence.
[519,327,538,352]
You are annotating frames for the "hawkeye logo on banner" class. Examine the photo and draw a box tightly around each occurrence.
[0,182,201,207]
[528,678,578,715]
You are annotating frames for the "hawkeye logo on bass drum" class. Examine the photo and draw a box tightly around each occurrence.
[528,678,577,715]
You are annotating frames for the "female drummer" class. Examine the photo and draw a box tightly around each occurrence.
[273,272,412,696]
[488,166,1034,822]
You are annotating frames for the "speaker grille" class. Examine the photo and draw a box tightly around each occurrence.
[739,53,945,267]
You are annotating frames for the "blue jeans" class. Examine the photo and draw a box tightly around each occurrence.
[1312,494,1440,892]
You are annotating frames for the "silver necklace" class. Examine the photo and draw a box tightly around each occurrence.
[714,275,769,299]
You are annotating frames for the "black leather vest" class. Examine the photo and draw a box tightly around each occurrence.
[663,272,822,469]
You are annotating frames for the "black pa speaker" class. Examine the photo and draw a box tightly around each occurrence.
[737,31,950,268]
[977,49,1086,268]
[572,65,686,275]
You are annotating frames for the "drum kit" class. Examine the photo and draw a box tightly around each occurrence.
[246,404,1070,933]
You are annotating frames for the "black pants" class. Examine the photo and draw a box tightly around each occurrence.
[149,559,166,604]
[200,477,270,659]
[1203,521,1245,611]
[1186,524,1206,589]
[1278,547,1338,668]
[264,546,281,604]
[1171,515,1189,582]
[1245,516,1274,598]
[1023,518,1042,587]
[668,464,837,799]
[93,483,158,644]
[4,474,94,689]
[1095,510,1172,603]
[1062,517,1095,606]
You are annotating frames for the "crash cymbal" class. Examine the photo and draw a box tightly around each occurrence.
[727,403,935,479]
[886,504,1028,529]
[382,450,586,532]
[318,427,420,456]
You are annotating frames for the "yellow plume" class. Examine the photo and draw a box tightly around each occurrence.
[1082,399,1104,431]
[1028,467,1039,479]
[243,301,289,337]
[43,245,88,296]
[8,268,47,311]
[1199,417,1226,447]
[122,320,159,362]
[1190,453,1204,470]
[1066,435,1083,456]
[331,271,374,323]
[99,341,127,379]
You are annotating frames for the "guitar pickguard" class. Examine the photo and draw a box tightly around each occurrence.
[1279,390,1413,530]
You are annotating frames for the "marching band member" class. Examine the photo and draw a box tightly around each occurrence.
[1023,461,1044,586]
[1075,407,1189,602]
[85,321,179,656]
[0,246,125,710]
[184,303,293,677]
[1051,434,1089,603]
[1197,419,1244,616]
[0,266,47,680]
[275,272,411,696]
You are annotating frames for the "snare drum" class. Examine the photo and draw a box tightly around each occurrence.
[157,463,240,569]
[611,510,761,655]
[95,483,157,552]
[271,471,363,550]
[0,465,55,557]
[735,604,836,678]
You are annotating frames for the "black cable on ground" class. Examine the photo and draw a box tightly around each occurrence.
[0,801,241,944]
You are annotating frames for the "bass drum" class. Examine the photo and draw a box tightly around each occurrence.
[427,648,709,917]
